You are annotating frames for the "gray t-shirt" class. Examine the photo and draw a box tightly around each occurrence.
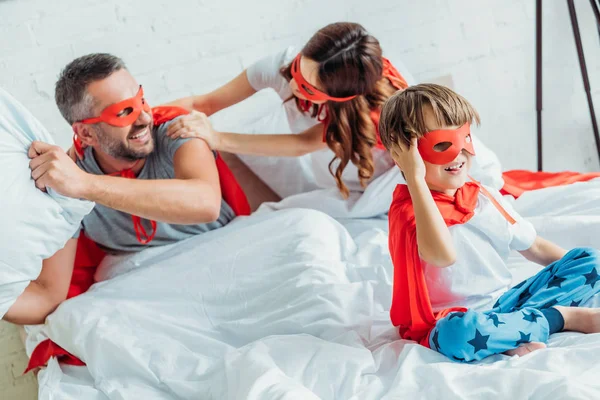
[74,117,235,253]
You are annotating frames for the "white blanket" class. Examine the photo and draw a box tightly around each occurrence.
[30,177,600,400]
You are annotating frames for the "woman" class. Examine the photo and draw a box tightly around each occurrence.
[167,22,502,199]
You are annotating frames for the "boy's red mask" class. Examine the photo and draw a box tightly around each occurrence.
[418,123,475,165]
[79,85,151,127]
[290,54,357,103]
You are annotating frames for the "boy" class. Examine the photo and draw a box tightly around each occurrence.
[379,84,600,362]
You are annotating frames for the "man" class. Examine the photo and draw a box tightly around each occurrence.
[4,53,241,324]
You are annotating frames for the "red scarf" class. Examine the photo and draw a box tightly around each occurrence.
[388,182,480,346]
[26,106,250,373]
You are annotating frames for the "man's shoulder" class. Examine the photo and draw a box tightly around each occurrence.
[152,115,193,163]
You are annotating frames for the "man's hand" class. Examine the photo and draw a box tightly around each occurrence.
[28,141,89,199]
[389,137,426,182]
[166,111,222,150]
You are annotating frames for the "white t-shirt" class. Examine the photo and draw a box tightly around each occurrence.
[424,186,537,312]
[246,46,505,192]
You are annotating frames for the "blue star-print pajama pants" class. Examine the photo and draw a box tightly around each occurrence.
[429,247,600,362]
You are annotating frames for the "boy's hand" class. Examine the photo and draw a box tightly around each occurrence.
[389,138,426,181]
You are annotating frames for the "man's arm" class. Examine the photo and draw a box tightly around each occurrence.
[4,239,77,325]
[29,140,222,225]
[82,139,221,224]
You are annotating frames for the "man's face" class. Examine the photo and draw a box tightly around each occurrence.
[85,69,154,161]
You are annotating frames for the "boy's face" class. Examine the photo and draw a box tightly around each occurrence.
[421,106,472,194]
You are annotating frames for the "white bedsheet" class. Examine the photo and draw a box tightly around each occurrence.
[29,178,600,400]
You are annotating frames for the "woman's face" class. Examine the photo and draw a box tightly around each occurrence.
[289,56,328,105]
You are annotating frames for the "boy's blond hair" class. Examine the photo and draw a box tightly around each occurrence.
[379,83,481,150]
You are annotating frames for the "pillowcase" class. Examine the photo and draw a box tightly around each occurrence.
[0,87,94,318]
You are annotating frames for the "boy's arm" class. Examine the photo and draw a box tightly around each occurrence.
[3,239,77,325]
[390,139,457,268]
[520,236,567,266]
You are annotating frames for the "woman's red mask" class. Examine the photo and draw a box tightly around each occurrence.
[80,85,151,127]
[418,123,475,165]
[290,54,357,103]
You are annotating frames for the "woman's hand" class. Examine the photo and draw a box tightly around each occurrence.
[166,111,222,150]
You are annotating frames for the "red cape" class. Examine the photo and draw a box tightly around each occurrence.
[388,183,479,346]
[501,169,600,198]
[26,106,250,373]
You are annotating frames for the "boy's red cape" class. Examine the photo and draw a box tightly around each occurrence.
[500,169,600,198]
[388,181,518,346]
[25,106,250,373]
[388,183,478,346]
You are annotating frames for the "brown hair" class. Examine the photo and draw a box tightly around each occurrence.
[281,22,402,198]
[379,83,481,150]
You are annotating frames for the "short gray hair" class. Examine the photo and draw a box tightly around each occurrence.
[55,53,126,124]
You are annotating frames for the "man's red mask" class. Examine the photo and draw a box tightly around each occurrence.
[79,85,151,127]
[418,123,475,165]
[290,54,357,103]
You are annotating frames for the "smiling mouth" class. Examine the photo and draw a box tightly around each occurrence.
[444,162,465,172]
[128,128,149,141]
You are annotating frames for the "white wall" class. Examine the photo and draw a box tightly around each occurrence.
[1,0,599,172]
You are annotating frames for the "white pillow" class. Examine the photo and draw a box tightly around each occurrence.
[0,87,94,319]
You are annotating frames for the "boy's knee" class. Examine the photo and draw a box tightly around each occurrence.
[431,311,483,362]
[569,247,600,260]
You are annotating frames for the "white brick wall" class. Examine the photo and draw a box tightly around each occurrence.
[1,0,599,171]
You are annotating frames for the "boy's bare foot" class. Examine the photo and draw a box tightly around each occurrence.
[555,306,600,334]
[504,342,546,357]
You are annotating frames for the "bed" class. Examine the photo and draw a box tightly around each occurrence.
[27,179,600,400]
[20,88,600,400]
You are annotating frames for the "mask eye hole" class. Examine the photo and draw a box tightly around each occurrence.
[433,142,452,152]
[117,107,134,117]
[465,134,472,143]
[301,84,315,96]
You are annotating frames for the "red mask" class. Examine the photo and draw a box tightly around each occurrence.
[79,85,151,127]
[418,123,475,165]
[290,54,357,103]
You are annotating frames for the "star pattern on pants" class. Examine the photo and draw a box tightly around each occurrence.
[541,298,558,309]
[486,313,505,328]
[513,280,527,290]
[515,331,531,346]
[467,329,490,353]
[547,276,567,289]
[522,311,541,323]
[515,287,532,308]
[448,312,465,321]
[570,299,582,307]
[584,268,600,288]
[573,251,589,261]
[431,330,441,351]
[492,298,501,310]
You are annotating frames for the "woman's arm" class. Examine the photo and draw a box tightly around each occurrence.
[167,113,327,157]
[165,70,257,117]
